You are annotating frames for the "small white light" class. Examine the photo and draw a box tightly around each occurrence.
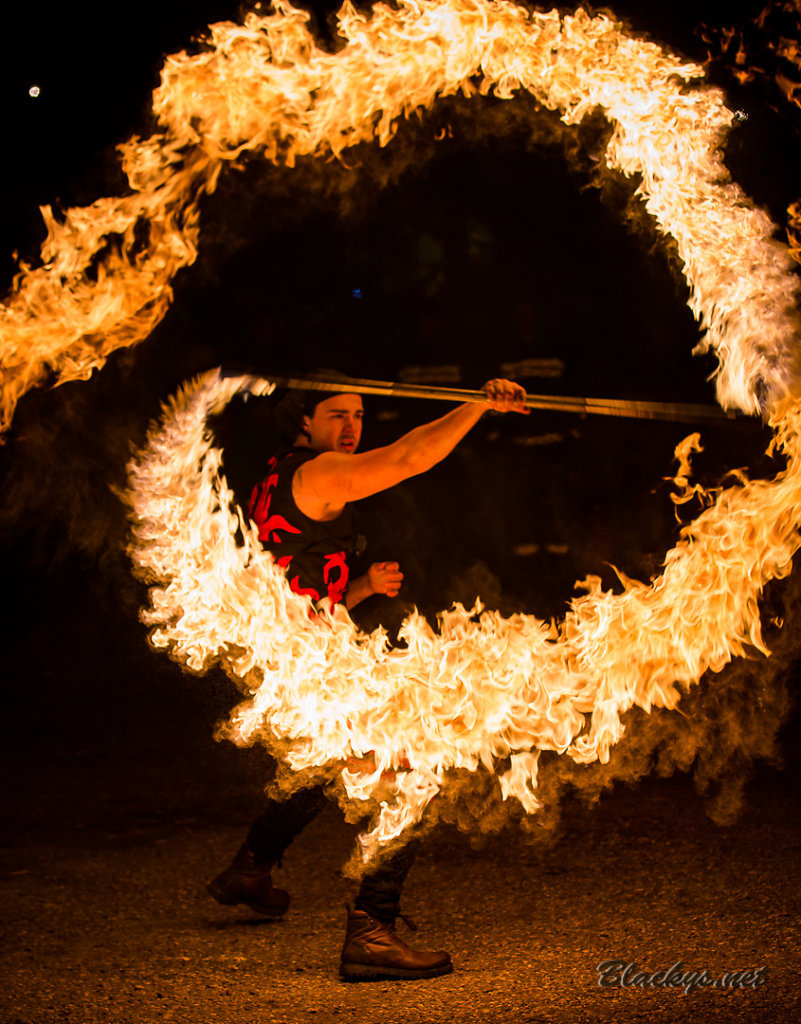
[29,85,40,98]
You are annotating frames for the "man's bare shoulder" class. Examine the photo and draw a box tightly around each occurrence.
[294,450,350,485]
[293,452,352,519]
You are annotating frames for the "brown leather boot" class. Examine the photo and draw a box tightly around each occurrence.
[340,906,453,980]
[207,845,290,918]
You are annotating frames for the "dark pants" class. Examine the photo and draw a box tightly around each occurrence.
[247,785,418,922]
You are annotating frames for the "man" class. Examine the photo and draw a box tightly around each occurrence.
[208,374,528,980]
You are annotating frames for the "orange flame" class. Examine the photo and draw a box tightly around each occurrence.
[21,0,790,867]
[701,1,801,114]
[700,1,801,266]
[125,370,801,868]
[3,0,801,437]
[789,200,801,266]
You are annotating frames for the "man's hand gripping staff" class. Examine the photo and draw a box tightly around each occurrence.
[328,378,526,610]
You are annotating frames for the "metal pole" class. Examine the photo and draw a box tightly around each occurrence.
[261,374,734,425]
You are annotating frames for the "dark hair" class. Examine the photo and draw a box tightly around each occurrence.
[273,369,357,441]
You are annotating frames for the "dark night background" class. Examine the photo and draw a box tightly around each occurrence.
[1,2,800,1022]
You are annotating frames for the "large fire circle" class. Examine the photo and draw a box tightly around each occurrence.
[117,1,801,862]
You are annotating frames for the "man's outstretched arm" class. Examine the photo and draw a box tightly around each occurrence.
[296,379,527,509]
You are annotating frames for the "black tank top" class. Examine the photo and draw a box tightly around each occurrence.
[248,448,357,606]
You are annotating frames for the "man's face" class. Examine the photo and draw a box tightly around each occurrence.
[302,393,364,454]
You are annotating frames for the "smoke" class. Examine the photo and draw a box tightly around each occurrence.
[0,356,142,592]
[423,587,795,853]
[349,568,797,878]
[402,437,799,857]
[335,602,797,877]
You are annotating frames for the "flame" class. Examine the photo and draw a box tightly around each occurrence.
[2,0,801,436]
[125,370,801,867]
[700,1,801,266]
[14,0,789,865]
[701,1,801,114]
[789,200,801,266]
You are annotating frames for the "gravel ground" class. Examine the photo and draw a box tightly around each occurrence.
[1,587,800,1024]
[2,710,799,1024]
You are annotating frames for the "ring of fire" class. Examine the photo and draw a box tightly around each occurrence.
[117,1,801,864]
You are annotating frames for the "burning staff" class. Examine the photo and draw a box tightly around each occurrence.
[208,373,528,982]
[262,373,733,424]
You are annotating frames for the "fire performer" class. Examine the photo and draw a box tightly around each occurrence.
[208,372,528,980]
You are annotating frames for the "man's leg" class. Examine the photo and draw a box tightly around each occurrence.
[246,786,329,864]
[208,786,329,917]
[354,840,419,921]
[341,839,453,980]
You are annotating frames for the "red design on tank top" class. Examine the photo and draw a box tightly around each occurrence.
[249,454,351,607]
[323,551,349,604]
